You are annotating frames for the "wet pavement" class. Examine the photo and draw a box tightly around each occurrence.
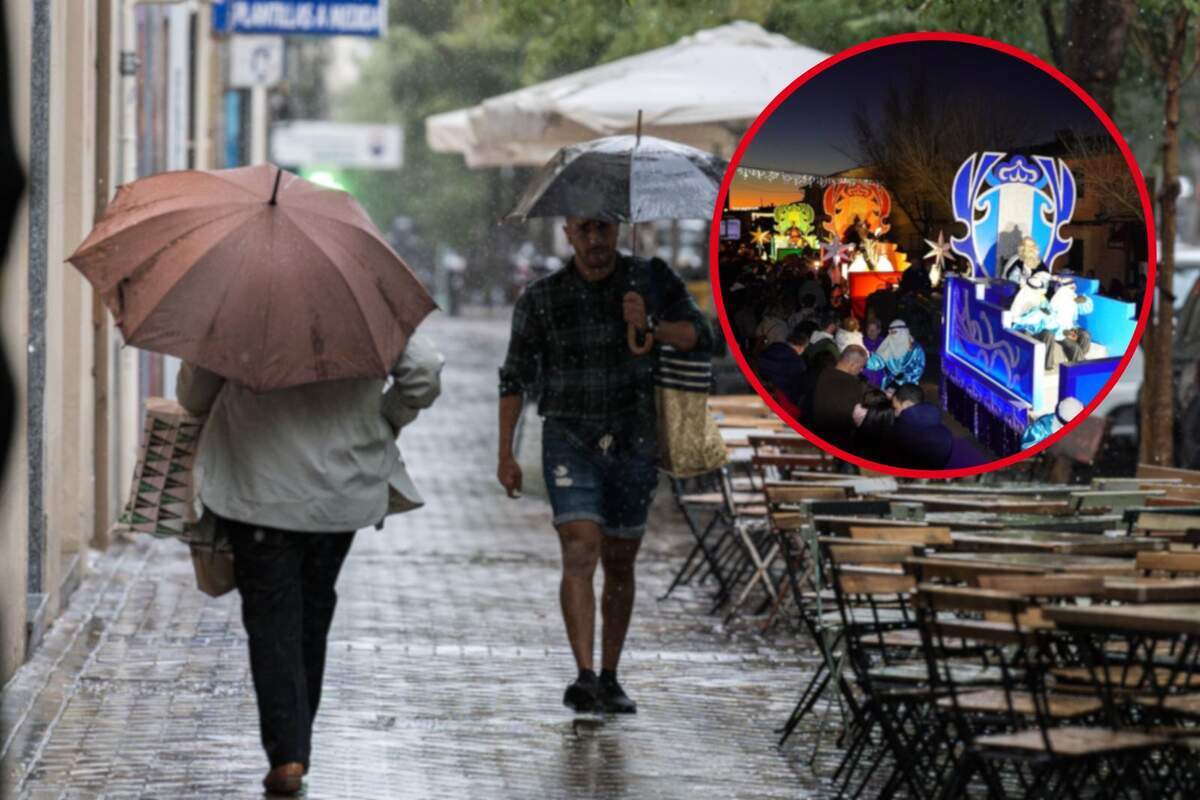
[1,311,842,799]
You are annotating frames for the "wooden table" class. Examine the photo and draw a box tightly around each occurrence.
[1045,603,1200,636]
[1098,578,1200,604]
[896,483,1079,497]
[949,529,1167,556]
[716,415,785,430]
[881,493,1071,515]
[1070,490,1166,511]
[708,395,769,414]
[924,512,1124,534]
[908,552,1135,582]
[815,515,928,536]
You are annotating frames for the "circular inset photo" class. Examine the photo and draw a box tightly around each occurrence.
[712,33,1154,477]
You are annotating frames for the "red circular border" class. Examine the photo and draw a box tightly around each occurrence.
[708,31,1157,479]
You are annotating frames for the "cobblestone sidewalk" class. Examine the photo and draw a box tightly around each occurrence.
[1,312,836,800]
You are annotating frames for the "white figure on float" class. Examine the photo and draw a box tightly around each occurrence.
[1003,236,1049,284]
[1048,276,1095,361]
[1021,396,1084,449]
[1009,273,1055,333]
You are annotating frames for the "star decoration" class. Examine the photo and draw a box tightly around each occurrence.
[924,230,952,270]
[820,237,848,267]
[750,227,771,248]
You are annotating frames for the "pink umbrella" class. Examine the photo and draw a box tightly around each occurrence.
[69,164,435,392]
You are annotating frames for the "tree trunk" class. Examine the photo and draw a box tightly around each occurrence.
[1140,10,1189,466]
[1058,0,1132,115]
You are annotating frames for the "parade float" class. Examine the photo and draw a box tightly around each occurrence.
[942,152,1138,455]
[821,182,910,318]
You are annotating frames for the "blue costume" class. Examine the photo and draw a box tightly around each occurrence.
[1011,302,1059,336]
[1021,397,1085,450]
[1020,414,1057,449]
[867,345,926,391]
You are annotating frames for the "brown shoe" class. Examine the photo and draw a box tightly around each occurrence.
[263,762,304,796]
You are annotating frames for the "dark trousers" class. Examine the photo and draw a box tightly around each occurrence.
[224,518,355,769]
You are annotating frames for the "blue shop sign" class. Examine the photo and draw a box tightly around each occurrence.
[212,0,386,37]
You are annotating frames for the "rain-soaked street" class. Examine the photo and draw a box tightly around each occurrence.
[1,311,836,800]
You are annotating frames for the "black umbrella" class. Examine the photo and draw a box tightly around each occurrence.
[508,123,726,352]
[507,132,726,224]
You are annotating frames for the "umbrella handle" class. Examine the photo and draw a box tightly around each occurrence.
[627,323,654,355]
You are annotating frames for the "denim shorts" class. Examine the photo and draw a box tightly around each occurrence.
[541,420,659,539]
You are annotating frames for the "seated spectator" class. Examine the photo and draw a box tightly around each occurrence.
[805,312,841,368]
[862,317,886,388]
[793,349,837,420]
[754,303,790,356]
[835,316,864,351]
[809,345,868,450]
[851,387,895,464]
[756,322,814,401]
[788,294,818,330]
[890,384,954,470]
[900,260,932,296]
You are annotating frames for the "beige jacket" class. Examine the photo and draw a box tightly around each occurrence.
[177,333,443,532]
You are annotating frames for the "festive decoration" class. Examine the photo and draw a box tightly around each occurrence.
[924,230,952,270]
[771,202,819,255]
[924,229,953,285]
[822,182,893,241]
[820,236,849,267]
[736,167,883,189]
[950,152,1076,278]
[750,227,771,248]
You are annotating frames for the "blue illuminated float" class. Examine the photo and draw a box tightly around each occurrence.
[941,152,1135,456]
[951,152,1076,278]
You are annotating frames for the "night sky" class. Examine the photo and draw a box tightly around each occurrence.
[738,40,1110,178]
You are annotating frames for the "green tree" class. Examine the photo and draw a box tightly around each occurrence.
[334,2,527,293]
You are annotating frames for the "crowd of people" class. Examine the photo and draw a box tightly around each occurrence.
[719,236,988,470]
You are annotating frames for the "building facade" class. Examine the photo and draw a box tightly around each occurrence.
[0,0,219,685]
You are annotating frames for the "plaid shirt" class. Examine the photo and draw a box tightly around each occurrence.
[499,255,711,429]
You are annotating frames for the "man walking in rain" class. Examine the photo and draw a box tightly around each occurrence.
[497,217,711,713]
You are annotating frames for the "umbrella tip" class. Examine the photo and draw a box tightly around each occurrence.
[636,110,643,144]
[269,167,283,206]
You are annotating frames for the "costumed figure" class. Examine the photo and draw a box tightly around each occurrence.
[1047,277,1094,362]
[1010,273,1089,370]
[1021,396,1084,450]
[866,318,925,391]
[846,225,895,278]
[1002,236,1049,284]
[1009,273,1057,336]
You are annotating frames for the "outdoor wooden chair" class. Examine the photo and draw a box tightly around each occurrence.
[1136,550,1200,577]
[916,585,1170,799]
[1136,463,1200,486]
[1130,510,1200,546]
[820,541,950,799]
[1047,608,1200,796]
[661,465,767,605]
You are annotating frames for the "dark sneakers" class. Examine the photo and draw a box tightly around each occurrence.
[563,670,600,712]
[598,675,637,714]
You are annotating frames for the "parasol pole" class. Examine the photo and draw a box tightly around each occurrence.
[628,109,654,355]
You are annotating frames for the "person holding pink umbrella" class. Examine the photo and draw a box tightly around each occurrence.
[70,164,443,795]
